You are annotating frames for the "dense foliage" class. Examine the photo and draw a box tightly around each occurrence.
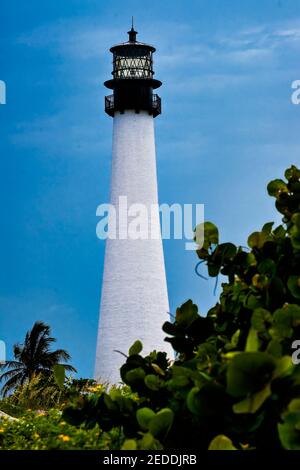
[0,409,121,450]
[62,165,300,450]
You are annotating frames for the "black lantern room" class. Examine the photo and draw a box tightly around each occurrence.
[104,26,161,118]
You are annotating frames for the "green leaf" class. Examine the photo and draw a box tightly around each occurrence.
[53,364,65,390]
[226,352,276,398]
[186,387,202,414]
[204,221,219,244]
[267,179,288,197]
[243,293,263,310]
[140,432,156,450]
[167,375,190,389]
[218,242,237,259]
[233,383,271,414]
[266,339,282,358]
[103,394,118,412]
[287,276,300,299]
[148,408,174,437]
[136,407,156,431]
[258,258,276,276]
[175,299,198,327]
[278,399,300,450]
[121,439,137,450]
[128,340,143,356]
[271,304,300,340]
[285,165,300,181]
[231,329,240,348]
[273,225,286,239]
[248,231,268,249]
[144,374,163,391]
[273,224,286,239]
[162,321,177,336]
[252,273,269,289]
[251,308,273,332]
[245,327,260,352]
[287,399,300,412]
[273,356,293,379]
[261,222,274,234]
[125,367,146,385]
[186,383,228,416]
[208,262,221,277]
[208,435,237,450]
[195,221,219,250]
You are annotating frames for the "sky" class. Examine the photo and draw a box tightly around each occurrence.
[0,0,300,378]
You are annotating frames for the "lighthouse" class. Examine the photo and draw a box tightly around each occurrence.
[95,25,173,383]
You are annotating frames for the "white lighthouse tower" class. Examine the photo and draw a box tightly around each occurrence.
[95,26,173,384]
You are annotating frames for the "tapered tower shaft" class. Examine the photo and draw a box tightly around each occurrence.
[95,27,172,384]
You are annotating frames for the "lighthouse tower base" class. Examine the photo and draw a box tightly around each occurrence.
[95,111,173,384]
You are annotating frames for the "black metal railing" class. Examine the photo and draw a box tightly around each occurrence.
[105,95,114,112]
[105,93,161,117]
[152,94,161,115]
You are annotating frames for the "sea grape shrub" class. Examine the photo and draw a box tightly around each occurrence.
[63,165,300,450]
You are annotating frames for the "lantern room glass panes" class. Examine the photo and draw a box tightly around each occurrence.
[113,47,153,79]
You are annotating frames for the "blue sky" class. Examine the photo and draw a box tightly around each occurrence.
[1,0,300,378]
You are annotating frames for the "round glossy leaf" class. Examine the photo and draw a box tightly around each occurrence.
[136,407,156,431]
[125,367,146,385]
[196,221,219,250]
[140,432,156,450]
[261,222,274,234]
[208,435,237,450]
[128,340,143,356]
[144,374,162,391]
[148,408,174,437]
[285,165,300,181]
[267,179,288,197]
[248,231,268,249]
[251,308,273,332]
[121,439,137,450]
[226,352,276,398]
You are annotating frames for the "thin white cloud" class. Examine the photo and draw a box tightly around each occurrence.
[225,47,272,64]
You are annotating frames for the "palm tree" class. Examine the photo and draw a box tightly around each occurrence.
[0,321,76,396]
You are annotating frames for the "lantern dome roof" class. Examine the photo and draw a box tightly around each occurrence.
[109,27,156,53]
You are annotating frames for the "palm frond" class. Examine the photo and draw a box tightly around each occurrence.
[1,372,24,397]
[59,363,77,373]
[0,367,25,383]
